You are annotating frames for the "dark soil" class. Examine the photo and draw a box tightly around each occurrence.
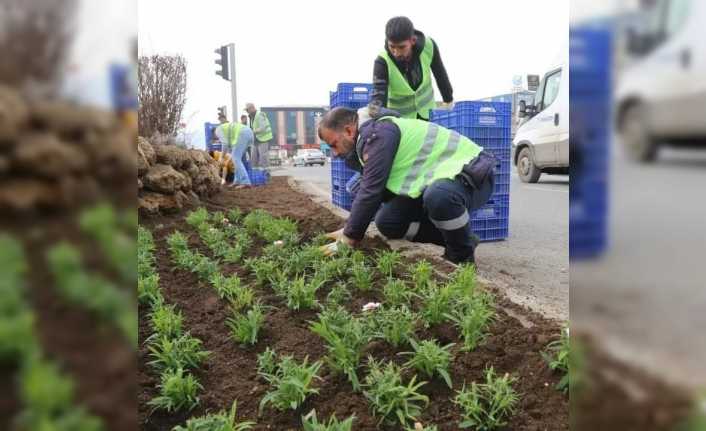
[139,177,569,430]
[571,334,695,431]
[0,211,137,431]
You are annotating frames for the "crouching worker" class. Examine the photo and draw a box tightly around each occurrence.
[208,150,236,185]
[214,120,254,188]
[318,106,496,264]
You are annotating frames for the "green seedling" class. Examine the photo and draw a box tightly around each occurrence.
[186,207,210,228]
[138,273,162,306]
[148,368,202,413]
[363,357,429,427]
[210,273,252,308]
[447,264,477,297]
[147,333,210,372]
[541,326,570,393]
[383,279,415,306]
[373,306,417,348]
[448,292,495,351]
[420,282,454,327]
[453,367,519,430]
[227,208,243,224]
[411,260,433,291]
[350,263,372,291]
[174,400,255,431]
[401,339,455,388]
[20,358,75,415]
[258,355,323,413]
[285,277,320,311]
[376,250,402,279]
[148,303,183,341]
[257,347,278,377]
[325,283,351,306]
[226,303,265,346]
[302,409,355,431]
[246,257,278,286]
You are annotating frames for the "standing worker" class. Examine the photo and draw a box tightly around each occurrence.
[214,116,254,189]
[372,16,454,120]
[318,107,496,264]
[245,102,273,169]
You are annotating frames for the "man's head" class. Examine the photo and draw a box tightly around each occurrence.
[385,16,417,61]
[317,108,359,157]
[240,114,248,125]
[218,112,227,123]
[245,102,256,115]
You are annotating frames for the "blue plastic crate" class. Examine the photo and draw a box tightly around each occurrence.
[431,101,512,129]
[331,158,357,210]
[249,169,269,186]
[330,83,372,109]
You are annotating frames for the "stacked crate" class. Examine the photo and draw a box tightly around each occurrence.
[431,101,512,242]
[569,27,611,259]
[328,83,373,210]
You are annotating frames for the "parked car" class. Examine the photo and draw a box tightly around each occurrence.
[616,0,706,162]
[513,57,569,183]
[293,149,326,166]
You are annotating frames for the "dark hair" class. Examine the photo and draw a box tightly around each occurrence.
[318,107,358,139]
[386,16,415,43]
[208,150,215,158]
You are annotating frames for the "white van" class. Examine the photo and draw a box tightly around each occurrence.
[512,62,570,183]
[616,0,706,162]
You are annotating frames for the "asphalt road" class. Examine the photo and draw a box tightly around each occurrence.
[273,163,569,321]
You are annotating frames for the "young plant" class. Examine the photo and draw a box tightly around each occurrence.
[147,333,210,372]
[401,339,455,388]
[148,303,183,341]
[148,368,202,413]
[447,264,477,297]
[453,367,519,430]
[210,273,253,309]
[541,326,570,393]
[310,308,371,391]
[350,263,372,291]
[373,306,417,348]
[258,355,323,413]
[185,207,210,228]
[420,283,454,327]
[325,282,351,306]
[302,409,355,431]
[411,260,433,291]
[191,253,220,281]
[257,347,278,377]
[383,279,415,306]
[246,257,278,286]
[363,357,429,427]
[227,208,243,224]
[138,273,162,306]
[285,277,320,311]
[174,401,255,431]
[448,293,495,351]
[226,302,265,346]
[376,250,402,279]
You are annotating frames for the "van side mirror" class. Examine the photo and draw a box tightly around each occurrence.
[518,100,527,118]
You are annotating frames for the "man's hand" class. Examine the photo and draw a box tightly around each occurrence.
[319,228,358,256]
[440,101,455,111]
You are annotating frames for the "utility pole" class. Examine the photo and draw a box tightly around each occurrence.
[228,43,237,122]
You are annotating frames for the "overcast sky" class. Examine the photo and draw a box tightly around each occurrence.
[139,0,568,148]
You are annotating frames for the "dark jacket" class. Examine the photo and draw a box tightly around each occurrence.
[343,111,402,241]
[371,30,453,110]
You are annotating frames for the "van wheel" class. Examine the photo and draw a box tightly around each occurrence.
[517,147,541,183]
[621,104,657,163]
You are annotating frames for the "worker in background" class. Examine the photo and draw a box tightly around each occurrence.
[318,107,496,265]
[214,116,254,189]
[245,102,273,169]
[239,114,252,161]
[208,150,235,184]
[240,114,249,125]
[371,16,454,120]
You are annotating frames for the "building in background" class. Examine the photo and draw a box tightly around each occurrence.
[261,106,327,158]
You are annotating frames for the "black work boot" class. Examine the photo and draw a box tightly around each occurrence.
[442,232,479,265]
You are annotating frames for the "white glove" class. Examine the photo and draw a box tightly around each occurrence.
[441,101,455,110]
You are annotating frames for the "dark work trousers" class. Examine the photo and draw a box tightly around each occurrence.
[374,173,494,262]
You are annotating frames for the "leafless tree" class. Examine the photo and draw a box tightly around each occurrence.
[0,0,77,97]
[137,54,188,139]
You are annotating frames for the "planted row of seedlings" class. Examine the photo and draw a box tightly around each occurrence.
[144,207,570,430]
[0,234,105,430]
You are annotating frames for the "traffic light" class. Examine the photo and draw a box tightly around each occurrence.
[214,45,230,81]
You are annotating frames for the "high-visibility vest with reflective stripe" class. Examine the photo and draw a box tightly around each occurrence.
[253,111,273,142]
[359,117,482,199]
[221,122,244,148]
[380,38,435,120]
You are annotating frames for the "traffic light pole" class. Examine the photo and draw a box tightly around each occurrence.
[228,43,237,122]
